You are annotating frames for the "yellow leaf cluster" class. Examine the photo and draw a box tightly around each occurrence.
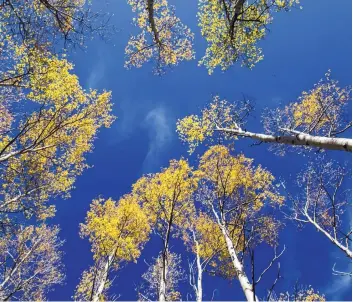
[0,54,115,221]
[177,97,237,153]
[132,159,198,229]
[287,70,351,135]
[198,0,298,74]
[191,212,242,278]
[125,0,194,73]
[73,266,109,301]
[278,286,325,301]
[80,196,150,262]
[197,145,283,208]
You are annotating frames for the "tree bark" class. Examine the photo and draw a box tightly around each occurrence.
[159,232,171,302]
[210,207,258,302]
[159,251,167,302]
[91,248,116,302]
[147,0,162,46]
[0,237,41,291]
[215,127,352,152]
[192,231,203,302]
[305,214,352,259]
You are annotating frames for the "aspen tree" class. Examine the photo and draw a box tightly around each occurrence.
[198,0,300,74]
[75,195,151,301]
[132,159,198,301]
[137,251,184,301]
[177,72,352,153]
[0,0,111,90]
[182,211,239,302]
[195,145,283,302]
[289,160,352,262]
[0,55,114,225]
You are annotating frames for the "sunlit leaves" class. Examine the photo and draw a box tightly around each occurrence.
[0,55,115,223]
[132,158,198,230]
[74,265,110,301]
[80,196,150,261]
[197,145,283,207]
[264,70,352,137]
[125,0,194,74]
[0,0,106,50]
[77,196,151,301]
[177,96,251,153]
[198,0,299,74]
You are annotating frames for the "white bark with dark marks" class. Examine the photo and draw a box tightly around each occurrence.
[215,127,352,152]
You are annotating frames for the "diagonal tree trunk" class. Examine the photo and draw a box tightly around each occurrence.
[91,247,117,302]
[210,206,258,302]
[304,213,352,259]
[215,127,352,152]
[191,230,203,302]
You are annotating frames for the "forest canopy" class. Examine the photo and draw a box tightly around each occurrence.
[0,0,351,301]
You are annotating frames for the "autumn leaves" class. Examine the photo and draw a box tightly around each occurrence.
[177,72,352,153]
[76,145,286,301]
[124,0,299,74]
[0,0,351,301]
[0,1,116,298]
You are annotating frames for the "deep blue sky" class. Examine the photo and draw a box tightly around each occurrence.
[49,1,352,300]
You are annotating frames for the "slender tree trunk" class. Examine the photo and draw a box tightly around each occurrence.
[91,249,115,302]
[147,0,162,46]
[215,127,352,152]
[210,207,258,302]
[159,249,167,302]
[305,214,352,258]
[221,223,258,302]
[0,238,40,290]
[159,233,170,302]
[192,231,203,302]
[159,203,175,302]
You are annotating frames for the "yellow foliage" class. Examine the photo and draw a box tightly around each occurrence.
[1,0,88,45]
[125,0,194,73]
[278,286,325,301]
[80,196,150,262]
[198,0,299,74]
[188,212,242,279]
[197,145,283,207]
[177,97,238,153]
[0,54,115,222]
[74,266,110,301]
[286,70,351,135]
[132,159,198,229]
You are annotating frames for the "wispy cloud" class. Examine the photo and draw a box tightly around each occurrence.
[324,234,352,301]
[142,106,173,171]
[108,99,174,171]
[86,53,105,89]
[324,274,351,300]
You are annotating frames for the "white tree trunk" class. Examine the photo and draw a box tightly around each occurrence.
[210,207,258,302]
[159,243,169,302]
[192,231,203,302]
[195,251,203,302]
[216,127,352,152]
[159,258,167,302]
[92,249,115,302]
[0,238,41,290]
[305,214,352,258]
[220,224,258,302]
